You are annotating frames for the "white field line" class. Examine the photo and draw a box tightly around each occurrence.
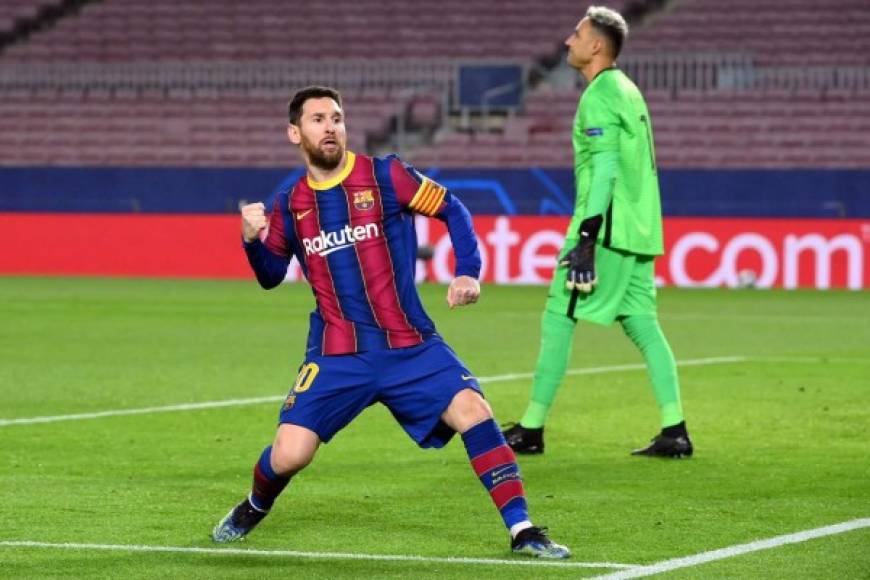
[750,356,870,364]
[0,396,284,427]
[480,355,747,384]
[0,356,747,428]
[0,540,637,570]
[589,518,870,580]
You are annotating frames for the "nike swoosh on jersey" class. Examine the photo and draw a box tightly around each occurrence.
[296,209,314,220]
[461,374,476,381]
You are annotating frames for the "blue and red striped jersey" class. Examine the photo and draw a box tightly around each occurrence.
[245,152,481,356]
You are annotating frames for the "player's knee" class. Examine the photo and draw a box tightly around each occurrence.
[271,425,319,476]
[270,442,314,476]
[445,388,493,432]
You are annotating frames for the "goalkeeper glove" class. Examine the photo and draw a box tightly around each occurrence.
[560,214,603,293]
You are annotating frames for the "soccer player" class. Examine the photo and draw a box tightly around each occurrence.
[503,7,693,458]
[211,86,570,559]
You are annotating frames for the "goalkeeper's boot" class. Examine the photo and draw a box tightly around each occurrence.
[511,526,571,559]
[211,496,268,543]
[631,422,693,458]
[502,423,545,455]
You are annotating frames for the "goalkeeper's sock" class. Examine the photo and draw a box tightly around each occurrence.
[621,315,685,428]
[249,445,290,512]
[520,309,577,429]
[462,419,530,531]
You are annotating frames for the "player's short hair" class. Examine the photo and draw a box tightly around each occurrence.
[586,5,628,58]
[288,85,343,126]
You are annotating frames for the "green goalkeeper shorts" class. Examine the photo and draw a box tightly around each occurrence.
[546,243,657,326]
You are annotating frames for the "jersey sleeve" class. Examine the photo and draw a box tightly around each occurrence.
[388,156,481,279]
[244,191,291,290]
[389,157,448,216]
[577,93,621,153]
[262,193,291,257]
[585,150,619,219]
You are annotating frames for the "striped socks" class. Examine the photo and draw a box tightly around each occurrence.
[462,419,531,533]
[249,445,290,512]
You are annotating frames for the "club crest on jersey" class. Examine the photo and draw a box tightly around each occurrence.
[302,223,381,257]
[353,189,375,211]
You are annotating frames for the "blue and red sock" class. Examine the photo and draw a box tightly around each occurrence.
[249,445,290,512]
[462,419,530,532]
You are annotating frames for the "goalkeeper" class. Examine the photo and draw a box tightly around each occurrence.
[503,6,692,458]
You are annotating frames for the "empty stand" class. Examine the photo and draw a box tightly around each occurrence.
[1,0,868,170]
[409,87,870,168]
[0,1,63,32]
[3,82,868,169]
[1,0,624,63]
[626,0,870,66]
[0,88,412,167]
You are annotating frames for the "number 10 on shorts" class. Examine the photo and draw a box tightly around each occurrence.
[284,362,320,410]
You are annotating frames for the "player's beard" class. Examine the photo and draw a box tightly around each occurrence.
[301,133,344,171]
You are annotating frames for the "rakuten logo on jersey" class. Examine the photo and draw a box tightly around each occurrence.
[302,223,380,257]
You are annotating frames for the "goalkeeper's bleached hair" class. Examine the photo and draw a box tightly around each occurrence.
[586,6,628,58]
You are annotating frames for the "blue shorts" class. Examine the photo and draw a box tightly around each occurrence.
[278,337,482,448]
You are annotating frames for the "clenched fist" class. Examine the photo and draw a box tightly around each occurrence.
[241,202,268,242]
[447,276,480,309]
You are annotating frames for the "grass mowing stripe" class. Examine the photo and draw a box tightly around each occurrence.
[0,356,746,428]
[0,540,638,570]
[588,518,870,580]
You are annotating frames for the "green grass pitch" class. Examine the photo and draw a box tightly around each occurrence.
[1,276,868,579]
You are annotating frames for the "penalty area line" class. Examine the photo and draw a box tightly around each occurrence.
[0,356,746,427]
[588,517,870,580]
[0,540,638,570]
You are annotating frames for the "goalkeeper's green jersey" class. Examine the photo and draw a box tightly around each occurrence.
[568,68,664,256]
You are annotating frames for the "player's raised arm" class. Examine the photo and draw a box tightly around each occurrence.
[241,198,291,290]
[241,202,268,242]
